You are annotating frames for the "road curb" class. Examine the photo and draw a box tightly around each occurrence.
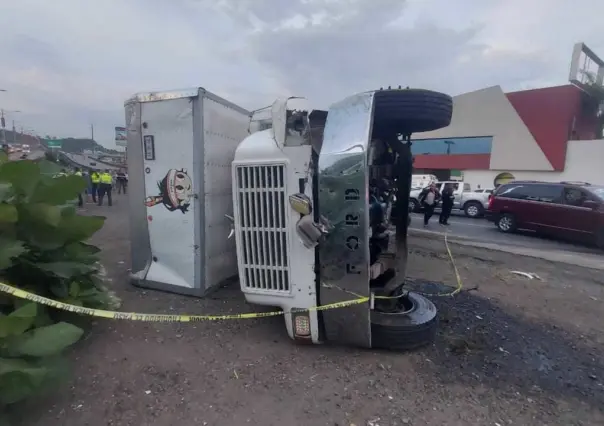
[409,228,604,271]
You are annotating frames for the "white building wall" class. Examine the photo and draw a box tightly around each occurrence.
[415,86,554,171]
[463,139,604,189]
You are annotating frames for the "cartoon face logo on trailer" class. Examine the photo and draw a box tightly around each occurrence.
[145,169,193,213]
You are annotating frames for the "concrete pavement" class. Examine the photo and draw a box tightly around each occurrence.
[409,212,604,270]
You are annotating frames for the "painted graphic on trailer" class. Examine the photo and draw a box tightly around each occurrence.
[145,168,193,213]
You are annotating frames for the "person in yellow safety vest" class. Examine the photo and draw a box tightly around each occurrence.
[98,170,113,207]
[73,167,84,208]
[90,170,100,203]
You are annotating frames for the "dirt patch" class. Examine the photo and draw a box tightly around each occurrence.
[9,198,604,426]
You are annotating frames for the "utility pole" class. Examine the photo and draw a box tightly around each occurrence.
[1,110,6,146]
[91,124,94,141]
[12,120,16,144]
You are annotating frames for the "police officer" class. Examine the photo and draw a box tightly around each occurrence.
[90,170,100,203]
[98,169,113,207]
[73,167,84,208]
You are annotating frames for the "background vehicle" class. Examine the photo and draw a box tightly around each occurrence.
[409,181,490,218]
[411,174,437,188]
[474,188,494,194]
[486,180,604,248]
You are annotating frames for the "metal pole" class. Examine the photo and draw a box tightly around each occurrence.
[1,110,6,146]
[12,120,16,144]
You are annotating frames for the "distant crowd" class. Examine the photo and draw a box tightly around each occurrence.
[54,168,128,208]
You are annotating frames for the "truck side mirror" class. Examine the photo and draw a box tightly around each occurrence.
[583,200,600,210]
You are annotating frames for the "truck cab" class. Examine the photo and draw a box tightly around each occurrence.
[231,88,453,349]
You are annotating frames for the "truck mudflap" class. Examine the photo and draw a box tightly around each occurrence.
[318,91,375,348]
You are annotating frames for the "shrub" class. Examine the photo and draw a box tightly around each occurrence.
[0,152,120,409]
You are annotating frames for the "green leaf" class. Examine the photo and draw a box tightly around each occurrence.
[0,161,41,199]
[0,182,13,202]
[0,358,49,404]
[56,215,105,243]
[21,204,62,227]
[30,175,86,205]
[0,304,37,338]
[0,238,26,270]
[8,322,83,357]
[0,204,18,224]
[69,281,80,297]
[37,160,62,176]
[35,262,97,279]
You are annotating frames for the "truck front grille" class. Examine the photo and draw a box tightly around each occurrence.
[235,164,290,293]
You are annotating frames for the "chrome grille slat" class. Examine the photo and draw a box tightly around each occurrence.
[235,164,290,293]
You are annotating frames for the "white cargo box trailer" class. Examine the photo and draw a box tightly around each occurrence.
[125,88,250,296]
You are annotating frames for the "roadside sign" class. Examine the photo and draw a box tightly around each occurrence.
[46,139,62,149]
[115,126,127,147]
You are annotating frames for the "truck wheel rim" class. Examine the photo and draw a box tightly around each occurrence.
[409,200,415,210]
[467,205,478,216]
[499,217,511,230]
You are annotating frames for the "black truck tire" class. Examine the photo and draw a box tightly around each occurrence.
[373,89,453,134]
[371,292,438,351]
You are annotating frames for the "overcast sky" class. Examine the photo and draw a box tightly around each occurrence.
[0,0,602,149]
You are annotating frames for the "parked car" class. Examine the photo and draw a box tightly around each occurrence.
[474,188,494,194]
[409,181,490,218]
[486,180,604,248]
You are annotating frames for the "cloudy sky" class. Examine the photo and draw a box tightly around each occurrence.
[0,0,602,149]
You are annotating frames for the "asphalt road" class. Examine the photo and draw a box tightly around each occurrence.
[409,210,603,256]
[8,148,45,161]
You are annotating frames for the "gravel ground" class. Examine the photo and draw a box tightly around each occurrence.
[10,196,604,426]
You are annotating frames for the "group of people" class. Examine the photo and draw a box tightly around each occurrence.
[55,167,128,208]
[418,182,456,227]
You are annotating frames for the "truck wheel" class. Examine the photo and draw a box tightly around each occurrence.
[409,198,420,212]
[464,201,484,218]
[371,292,438,351]
[497,213,517,233]
[373,89,453,134]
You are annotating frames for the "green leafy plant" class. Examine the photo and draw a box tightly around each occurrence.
[0,152,120,407]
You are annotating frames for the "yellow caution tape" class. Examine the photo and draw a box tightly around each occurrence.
[0,233,460,321]
[323,233,463,300]
[375,233,463,298]
[0,282,369,322]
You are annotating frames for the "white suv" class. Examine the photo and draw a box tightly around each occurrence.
[408,181,490,218]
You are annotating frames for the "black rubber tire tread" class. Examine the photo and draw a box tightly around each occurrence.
[497,213,517,233]
[373,89,453,134]
[409,198,420,212]
[464,201,484,218]
[371,292,438,351]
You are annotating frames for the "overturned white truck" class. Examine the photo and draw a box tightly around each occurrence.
[126,87,452,350]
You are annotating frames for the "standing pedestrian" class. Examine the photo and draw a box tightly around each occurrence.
[419,183,441,228]
[73,167,84,208]
[439,183,455,225]
[116,169,127,194]
[90,170,100,203]
[98,169,114,206]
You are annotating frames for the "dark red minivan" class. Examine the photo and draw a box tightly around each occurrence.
[486,181,604,248]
